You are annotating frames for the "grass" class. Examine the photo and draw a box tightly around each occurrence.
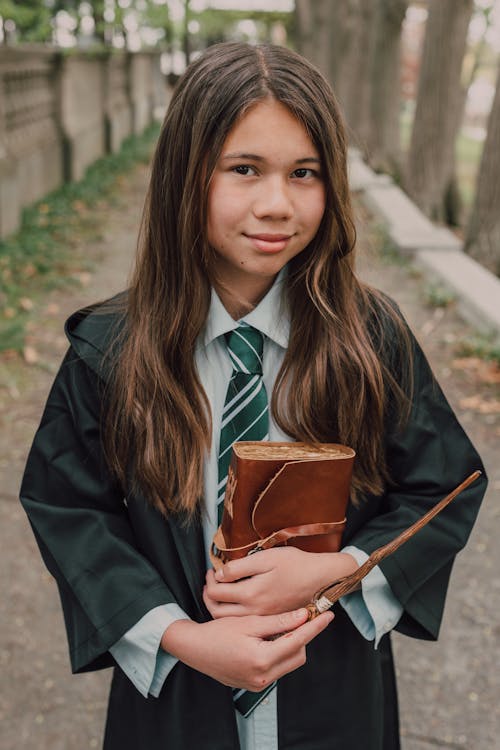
[0,123,159,354]
[424,283,457,309]
[454,333,500,367]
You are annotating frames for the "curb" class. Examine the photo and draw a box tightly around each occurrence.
[349,149,500,341]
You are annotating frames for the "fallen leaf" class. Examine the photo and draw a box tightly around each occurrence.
[73,271,92,286]
[19,297,34,311]
[0,349,19,361]
[3,307,15,319]
[72,200,87,213]
[23,345,38,364]
[23,263,37,278]
[45,303,60,315]
[452,357,482,370]
[459,395,500,414]
[453,357,500,385]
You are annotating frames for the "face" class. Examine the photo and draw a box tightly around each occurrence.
[206,98,326,311]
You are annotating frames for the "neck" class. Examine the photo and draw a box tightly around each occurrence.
[214,277,276,320]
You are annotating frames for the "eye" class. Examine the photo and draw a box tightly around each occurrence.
[233,165,257,176]
[292,168,317,179]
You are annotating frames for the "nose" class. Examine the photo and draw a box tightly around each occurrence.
[252,175,293,220]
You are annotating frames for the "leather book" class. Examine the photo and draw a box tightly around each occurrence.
[211,441,355,570]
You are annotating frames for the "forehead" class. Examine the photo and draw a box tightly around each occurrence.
[221,98,319,158]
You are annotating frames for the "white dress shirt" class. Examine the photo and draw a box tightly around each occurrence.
[110,271,403,749]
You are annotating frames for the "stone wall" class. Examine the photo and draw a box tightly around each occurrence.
[0,47,167,239]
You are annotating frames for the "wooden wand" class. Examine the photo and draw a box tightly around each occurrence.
[305,470,482,620]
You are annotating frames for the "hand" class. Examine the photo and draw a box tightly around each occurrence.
[203,547,359,618]
[161,608,334,691]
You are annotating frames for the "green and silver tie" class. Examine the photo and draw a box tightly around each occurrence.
[217,322,275,716]
[217,322,269,517]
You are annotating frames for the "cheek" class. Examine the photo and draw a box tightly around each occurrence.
[207,196,240,239]
[305,191,326,236]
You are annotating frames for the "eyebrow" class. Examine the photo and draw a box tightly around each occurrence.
[221,152,321,165]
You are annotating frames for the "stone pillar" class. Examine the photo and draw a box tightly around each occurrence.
[0,46,63,239]
[103,52,132,154]
[0,47,163,240]
[128,52,154,134]
[151,52,171,118]
[59,52,106,182]
[0,61,19,239]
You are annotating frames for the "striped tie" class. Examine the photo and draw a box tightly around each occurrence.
[217,323,269,516]
[217,322,275,716]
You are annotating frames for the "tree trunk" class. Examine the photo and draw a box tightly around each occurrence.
[366,0,409,177]
[339,0,379,147]
[405,0,474,222]
[294,0,354,100]
[92,0,106,45]
[294,0,339,87]
[328,0,356,98]
[464,59,500,276]
[312,0,336,81]
[293,0,315,62]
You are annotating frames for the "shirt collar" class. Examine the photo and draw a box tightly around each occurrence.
[202,268,290,349]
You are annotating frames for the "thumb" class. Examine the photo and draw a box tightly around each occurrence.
[253,608,309,639]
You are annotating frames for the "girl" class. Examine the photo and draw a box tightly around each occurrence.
[20,42,486,749]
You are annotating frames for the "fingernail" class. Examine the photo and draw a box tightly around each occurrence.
[294,608,307,619]
[215,569,224,581]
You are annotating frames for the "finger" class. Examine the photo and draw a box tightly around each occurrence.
[203,584,248,617]
[205,578,254,603]
[207,601,248,618]
[251,608,310,639]
[202,585,216,613]
[262,611,334,666]
[214,554,272,583]
[205,568,215,586]
[280,611,334,649]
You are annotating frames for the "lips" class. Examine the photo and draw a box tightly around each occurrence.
[245,233,293,253]
[247,234,292,241]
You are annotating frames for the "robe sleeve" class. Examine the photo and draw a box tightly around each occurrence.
[346,332,487,641]
[19,348,177,674]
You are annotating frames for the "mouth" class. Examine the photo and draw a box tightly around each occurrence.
[245,233,293,253]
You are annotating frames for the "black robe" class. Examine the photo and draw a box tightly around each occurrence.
[19,304,487,750]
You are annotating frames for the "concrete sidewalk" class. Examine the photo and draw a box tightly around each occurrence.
[1,159,498,749]
[349,148,500,341]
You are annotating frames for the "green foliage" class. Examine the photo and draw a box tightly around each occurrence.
[0,0,52,42]
[1,1,288,49]
[191,8,293,45]
[424,283,456,309]
[455,332,500,366]
[0,123,159,353]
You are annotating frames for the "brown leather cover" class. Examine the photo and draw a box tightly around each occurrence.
[211,442,355,570]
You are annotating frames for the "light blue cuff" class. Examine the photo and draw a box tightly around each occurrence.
[339,545,403,648]
[109,603,190,698]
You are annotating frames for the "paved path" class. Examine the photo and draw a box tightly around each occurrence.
[1,162,498,749]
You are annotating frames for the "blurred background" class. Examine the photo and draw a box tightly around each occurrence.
[1,1,500,291]
[1,2,499,749]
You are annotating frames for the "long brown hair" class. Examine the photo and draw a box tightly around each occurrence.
[103,42,412,516]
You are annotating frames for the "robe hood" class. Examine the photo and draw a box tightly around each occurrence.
[64,295,127,379]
